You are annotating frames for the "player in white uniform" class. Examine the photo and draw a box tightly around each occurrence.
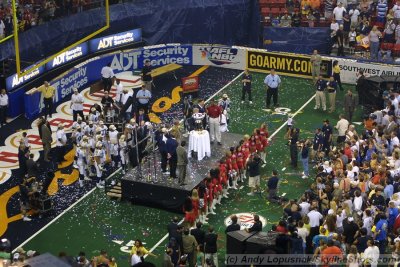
[98,120,108,137]
[119,135,128,174]
[108,125,119,143]
[94,142,106,188]
[110,139,119,168]
[84,121,96,137]
[75,143,88,187]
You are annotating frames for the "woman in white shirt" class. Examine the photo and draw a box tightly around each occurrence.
[330,19,340,48]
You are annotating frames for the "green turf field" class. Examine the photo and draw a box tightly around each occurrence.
[21,73,360,266]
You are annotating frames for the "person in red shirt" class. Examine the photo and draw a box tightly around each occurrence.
[259,123,269,163]
[236,146,245,182]
[320,240,343,267]
[206,99,223,145]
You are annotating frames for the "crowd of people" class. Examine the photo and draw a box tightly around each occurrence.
[0,0,117,40]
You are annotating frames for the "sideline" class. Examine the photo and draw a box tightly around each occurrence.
[12,168,121,253]
[145,71,244,256]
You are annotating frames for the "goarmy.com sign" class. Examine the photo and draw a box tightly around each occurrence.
[247,50,331,78]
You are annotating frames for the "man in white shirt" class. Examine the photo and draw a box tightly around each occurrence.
[0,89,9,127]
[335,114,349,145]
[120,88,133,121]
[390,131,399,154]
[136,85,152,114]
[70,88,84,121]
[333,2,346,24]
[299,197,311,217]
[307,207,323,241]
[101,63,114,93]
[349,7,360,27]
[362,239,379,267]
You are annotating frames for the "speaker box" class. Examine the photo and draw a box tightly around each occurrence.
[226,230,257,254]
[245,232,278,254]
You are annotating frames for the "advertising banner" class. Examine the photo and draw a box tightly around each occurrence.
[192,45,246,70]
[89,28,142,53]
[247,50,331,78]
[335,58,400,84]
[110,45,192,72]
[45,43,89,71]
[6,63,45,92]
[182,76,199,92]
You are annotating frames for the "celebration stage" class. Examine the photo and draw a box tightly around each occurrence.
[121,132,242,212]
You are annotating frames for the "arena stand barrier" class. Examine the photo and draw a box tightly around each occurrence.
[21,43,400,119]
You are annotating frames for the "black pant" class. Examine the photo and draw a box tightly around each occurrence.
[169,153,177,178]
[73,110,84,122]
[337,45,345,56]
[290,144,298,167]
[161,151,168,172]
[137,102,149,114]
[242,87,252,101]
[0,105,7,125]
[102,77,112,92]
[43,97,53,118]
[266,87,278,107]
[333,73,343,91]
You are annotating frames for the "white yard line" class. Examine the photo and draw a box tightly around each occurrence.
[268,94,316,141]
[12,168,121,253]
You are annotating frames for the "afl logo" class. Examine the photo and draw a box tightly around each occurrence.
[224,213,267,230]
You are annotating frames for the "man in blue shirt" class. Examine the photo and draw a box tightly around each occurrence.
[374,213,388,256]
[267,170,280,203]
[136,85,152,114]
[326,76,337,113]
[312,128,323,162]
[322,119,333,153]
[264,69,281,109]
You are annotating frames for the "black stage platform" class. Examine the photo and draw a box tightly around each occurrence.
[121,132,242,212]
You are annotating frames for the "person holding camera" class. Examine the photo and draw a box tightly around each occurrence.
[246,152,262,196]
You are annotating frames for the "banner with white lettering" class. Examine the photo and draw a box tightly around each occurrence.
[192,45,245,70]
[89,28,142,53]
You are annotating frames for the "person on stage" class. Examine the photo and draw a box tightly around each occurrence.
[136,84,152,114]
[101,63,115,93]
[101,91,115,120]
[119,135,128,174]
[241,69,252,104]
[141,59,153,92]
[177,140,188,186]
[166,133,179,179]
[0,89,9,127]
[207,99,223,145]
[264,69,281,109]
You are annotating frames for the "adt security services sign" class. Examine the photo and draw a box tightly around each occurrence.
[46,43,89,71]
[89,28,142,53]
[6,63,46,92]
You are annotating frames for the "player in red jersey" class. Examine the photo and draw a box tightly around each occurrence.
[183,196,195,227]
[219,158,229,198]
[259,123,269,163]
[226,150,238,189]
[225,151,233,190]
[191,189,200,222]
[236,146,245,182]
[197,180,208,223]
[206,177,216,215]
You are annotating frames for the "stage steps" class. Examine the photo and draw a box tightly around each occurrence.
[106,181,122,200]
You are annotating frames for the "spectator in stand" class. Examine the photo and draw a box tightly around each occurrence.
[337,24,345,56]
[330,19,340,50]
[359,4,371,22]
[359,17,371,35]
[377,0,388,24]
[349,27,357,54]
[396,22,400,44]
[324,0,335,19]
[349,5,360,28]
[333,1,346,24]
[368,25,383,60]
[0,17,5,39]
[393,0,400,23]
[280,12,292,27]
[292,10,301,27]
[384,18,396,43]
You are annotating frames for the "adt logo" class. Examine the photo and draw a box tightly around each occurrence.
[98,37,114,50]
[200,47,238,65]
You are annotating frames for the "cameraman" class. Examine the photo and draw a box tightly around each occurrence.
[246,152,262,196]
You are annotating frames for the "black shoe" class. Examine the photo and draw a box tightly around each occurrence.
[274,103,280,107]
[218,142,222,145]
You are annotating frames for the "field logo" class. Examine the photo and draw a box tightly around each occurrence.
[200,47,239,65]
[224,213,267,230]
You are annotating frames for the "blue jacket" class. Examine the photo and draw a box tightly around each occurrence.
[166,138,178,155]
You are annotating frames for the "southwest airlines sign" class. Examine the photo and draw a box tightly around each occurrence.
[89,28,142,52]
